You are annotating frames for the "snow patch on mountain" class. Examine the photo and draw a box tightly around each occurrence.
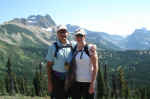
[22,33,37,43]
[0,37,16,45]
[41,27,53,32]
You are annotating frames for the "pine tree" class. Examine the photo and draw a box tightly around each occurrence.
[111,74,118,99]
[139,88,146,99]
[12,73,18,94]
[117,67,129,98]
[0,79,7,95]
[33,63,45,96]
[5,57,15,95]
[96,65,106,99]
[103,64,109,99]
[147,87,150,99]
[39,62,42,75]
[33,66,39,96]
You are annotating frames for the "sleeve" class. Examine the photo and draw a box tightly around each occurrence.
[66,52,73,63]
[45,45,55,62]
[71,40,77,49]
[88,44,97,56]
[66,40,77,63]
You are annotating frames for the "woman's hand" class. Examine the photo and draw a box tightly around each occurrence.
[89,83,95,94]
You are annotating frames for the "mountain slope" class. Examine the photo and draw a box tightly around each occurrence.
[0,23,53,47]
[125,28,150,50]
[0,22,52,78]
[0,18,56,77]
[0,39,47,78]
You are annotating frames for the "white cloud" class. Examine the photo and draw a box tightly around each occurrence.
[76,16,150,37]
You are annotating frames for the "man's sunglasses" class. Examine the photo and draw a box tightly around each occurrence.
[57,30,68,34]
[75,34,84,37]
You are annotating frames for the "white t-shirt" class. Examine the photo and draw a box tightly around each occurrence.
[75,49,93,82]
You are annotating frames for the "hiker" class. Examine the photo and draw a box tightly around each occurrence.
[45,25,75,99]
[70,28,99,99]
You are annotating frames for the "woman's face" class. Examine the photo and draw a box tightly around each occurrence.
[75,34,85,44]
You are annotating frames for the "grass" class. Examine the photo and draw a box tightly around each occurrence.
[0,96,51,99]
[0,96,138,99]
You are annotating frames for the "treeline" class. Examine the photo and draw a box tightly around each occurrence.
[99,50,150,87]
[96,63,150,99]
[0,57,150,99]
[0,57,48,97]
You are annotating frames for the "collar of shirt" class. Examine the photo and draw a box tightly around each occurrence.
[56,39,70,47]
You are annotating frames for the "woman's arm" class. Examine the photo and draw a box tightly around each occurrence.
[89,45,99,94]
[91,53,98,84]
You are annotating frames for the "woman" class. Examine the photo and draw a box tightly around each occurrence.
[70,28,99,99]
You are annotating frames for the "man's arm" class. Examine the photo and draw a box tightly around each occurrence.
[47,61,54,93]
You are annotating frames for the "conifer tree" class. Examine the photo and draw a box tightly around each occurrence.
[33,66,39,96]
[33,64,44,96]
[5,57,15,95]
[139,88,146,99]
[117,67,129,98]
[111,74,118,99]
[103,64,109,99]
[96,65,106,99]
[0,79,7,95]
[12,73,19,94]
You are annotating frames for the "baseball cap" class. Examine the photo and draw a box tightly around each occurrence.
[75,28,86,36]
[56,25,67,32]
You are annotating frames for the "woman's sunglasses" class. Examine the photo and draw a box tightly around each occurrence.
[75,34,84,37]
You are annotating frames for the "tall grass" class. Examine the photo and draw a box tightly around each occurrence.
[0,96,51,99]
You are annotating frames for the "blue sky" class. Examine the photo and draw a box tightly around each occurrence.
[1,0,150,37]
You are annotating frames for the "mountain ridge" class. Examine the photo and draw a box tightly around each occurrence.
[0,14,150,86]
[1,14,150,50]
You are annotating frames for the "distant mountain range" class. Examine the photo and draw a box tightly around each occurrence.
[66,24,150,50]
[125,28,150,50]
[0,14,150,86]
[88,27,150,50]
[1,14,150,50]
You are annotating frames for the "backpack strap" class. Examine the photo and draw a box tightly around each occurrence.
[72,44,77,56]
[54,42,59,58]
[67,40,73,51]
[79,44,90,59]
[53,42,73,58]
[72,44,90,59]
[64,44,73,50]
[84,44,90,57]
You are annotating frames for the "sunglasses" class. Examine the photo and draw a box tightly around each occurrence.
[57,30,68,34]
[75,34,84,37]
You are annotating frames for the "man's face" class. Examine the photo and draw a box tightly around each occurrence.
[57,29,69,44]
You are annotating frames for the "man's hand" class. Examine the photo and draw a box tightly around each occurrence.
[48,82,53,93]
[89,44,97,57]
[47,61,54,93]
[64,62,70,71]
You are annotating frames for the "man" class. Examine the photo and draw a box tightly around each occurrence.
[45,25,73,99]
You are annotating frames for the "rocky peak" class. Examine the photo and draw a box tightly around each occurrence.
[10,14,56,28]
